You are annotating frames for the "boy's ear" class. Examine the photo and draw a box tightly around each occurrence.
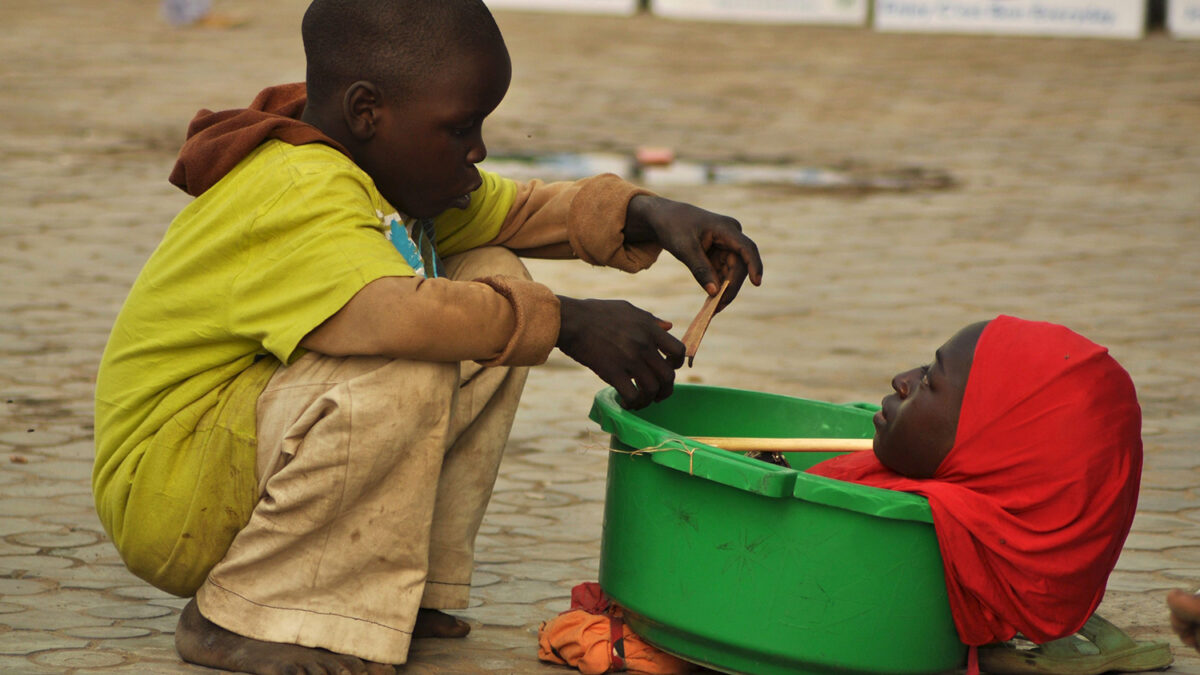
[342,80,383,141]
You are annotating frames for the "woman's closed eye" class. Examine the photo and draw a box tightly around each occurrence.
[449,120,477,137]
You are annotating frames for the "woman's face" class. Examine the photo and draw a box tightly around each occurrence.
[872,321,987,477]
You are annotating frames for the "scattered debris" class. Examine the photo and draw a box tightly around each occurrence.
[481,151,956,193]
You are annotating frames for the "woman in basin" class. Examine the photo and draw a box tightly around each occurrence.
[809,315,1168,674]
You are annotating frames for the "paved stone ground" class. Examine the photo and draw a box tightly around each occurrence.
[1,0,1198,672]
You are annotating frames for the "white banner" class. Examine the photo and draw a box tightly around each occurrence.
[1168,0,1200,37]
[484,0,639,14]
[874,0,1145,38]
[652,0,869,25]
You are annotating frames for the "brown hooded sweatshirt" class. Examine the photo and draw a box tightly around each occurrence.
[167,83,661,366]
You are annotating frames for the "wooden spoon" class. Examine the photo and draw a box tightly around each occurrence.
[681,279,730,367]
[688,436,873,452]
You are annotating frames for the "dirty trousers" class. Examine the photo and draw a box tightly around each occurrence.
[195,248,532,665]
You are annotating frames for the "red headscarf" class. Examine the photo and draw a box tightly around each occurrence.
[809,316,1142,646]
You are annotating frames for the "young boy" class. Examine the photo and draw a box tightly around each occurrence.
[811,316,1168,673]
[92,1,762,673]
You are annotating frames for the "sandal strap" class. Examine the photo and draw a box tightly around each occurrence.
[1077,614,1138,653]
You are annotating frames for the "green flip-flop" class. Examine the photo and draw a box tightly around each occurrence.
[978,614,1173,674]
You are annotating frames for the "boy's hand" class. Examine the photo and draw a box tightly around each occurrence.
[556,296,685,409]
[1168,588,1200,651]
[625,195,764,312]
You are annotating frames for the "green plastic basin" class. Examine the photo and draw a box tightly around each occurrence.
[589,384,966,675]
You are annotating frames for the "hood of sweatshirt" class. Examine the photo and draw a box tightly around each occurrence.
[168,82,351,197]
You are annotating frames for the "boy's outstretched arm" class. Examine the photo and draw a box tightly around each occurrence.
[624,195,764,312]
[554,194,763,410]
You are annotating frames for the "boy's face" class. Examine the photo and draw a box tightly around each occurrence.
[871,321,986,478]
[360,43,511,218]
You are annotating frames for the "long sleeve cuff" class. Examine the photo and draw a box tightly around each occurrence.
[473,275,561,367]
[567,173,663,272]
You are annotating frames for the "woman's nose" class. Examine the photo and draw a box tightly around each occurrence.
[892,368,920,397]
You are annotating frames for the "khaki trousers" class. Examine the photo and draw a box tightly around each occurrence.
[195,248,531,665]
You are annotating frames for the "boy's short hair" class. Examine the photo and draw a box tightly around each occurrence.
[302,0,504,105]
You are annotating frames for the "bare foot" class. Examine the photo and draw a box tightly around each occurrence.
[176,598,396,675]
[1168,588,1200,652]
[413,608,471,638]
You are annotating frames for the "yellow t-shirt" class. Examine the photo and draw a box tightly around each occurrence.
[93,140,516,595]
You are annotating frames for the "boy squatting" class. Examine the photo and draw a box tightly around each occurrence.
[92,1,763,673]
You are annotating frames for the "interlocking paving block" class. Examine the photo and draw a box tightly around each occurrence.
[0,516,43,537]
[85,603,174,620]
[1163,569,1200,585]
[1131,513,1197,533]
[479,560,589,583]
[1116,550,1182,573]
[506,469,594,484]
[86,660,204,674]
[0,539,40,555]
[0,480,94,499]
[473,579,566,605]
[147,596,190,609]
[31,649,126,668]
[110,584,175,601]
[1141,468,1200,490]
[0,630,88,655]
[480,513,557,529]
[0,430,73,447]
[56,492,100,509]
[120,613,182,634]
[11,529,99,548]
[62,625,154,639]
[473,550,521,564]
[53,542,125,565]
[53,563,144,589]
[18,459,95,482]
[5,607,115,631]
[1125,532,1200,550]
[460,601,551,628]
[1165,546,1200,564]
[516,538,595,559]
[515,450,598,469]
[489,490,573,509]
[42,510,105,530]
[32,439,95,460]
[564,479,606,501]
[0,497,83,517]
[1125,489,1200,512]
[0,654,61,673]
[474,533,538,550]
[0,577,53,596]
[471,571,503,588]
[1105,573,1184,593]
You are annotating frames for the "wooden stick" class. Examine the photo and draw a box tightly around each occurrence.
[688,436,874,452]
[681,279,730,367]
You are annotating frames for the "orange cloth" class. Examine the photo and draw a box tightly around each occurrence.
[538,583,695,675]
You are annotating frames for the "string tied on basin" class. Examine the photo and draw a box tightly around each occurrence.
[607,438,698,476]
